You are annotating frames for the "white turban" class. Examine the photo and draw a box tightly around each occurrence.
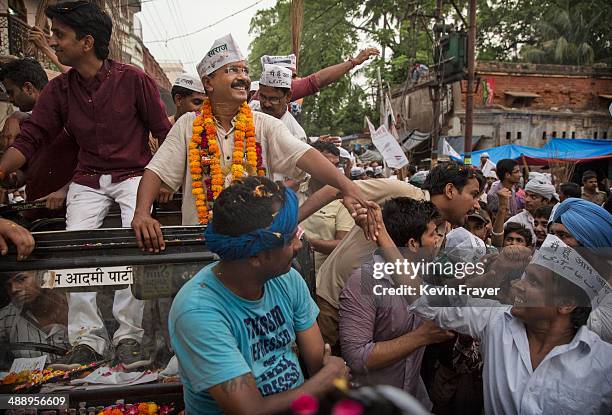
[525,179,559,201]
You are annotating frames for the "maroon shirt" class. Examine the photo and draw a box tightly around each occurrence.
[11,60,171,189]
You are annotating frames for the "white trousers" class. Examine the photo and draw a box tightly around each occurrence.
[65,175,144,355]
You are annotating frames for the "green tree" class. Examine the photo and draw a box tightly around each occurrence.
[520,0,601,65]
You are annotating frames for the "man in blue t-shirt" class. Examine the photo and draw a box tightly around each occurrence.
[169,177,350,415]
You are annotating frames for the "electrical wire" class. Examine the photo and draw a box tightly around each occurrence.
[145,0,265,44]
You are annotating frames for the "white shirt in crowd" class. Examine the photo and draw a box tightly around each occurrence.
[280,110,307,143]
[410,295,612,415]
[146,111,310,225]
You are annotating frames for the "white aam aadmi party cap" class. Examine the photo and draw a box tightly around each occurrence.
[172,73,205,93]
[259,64,292,89]
[260,54,297,72]
[532,234,610,307]
[196,33,244,78]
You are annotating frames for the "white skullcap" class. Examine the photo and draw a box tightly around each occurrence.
[259,64,292,89]
[172,73,205,93]
[525,179,559,201]
[481,152,490,158]
[250,81,260,92]
[260,54,297,72]
[196,33,244,77]
[445,227,487,271]
[338,147,352,160]
[532,235,610,307]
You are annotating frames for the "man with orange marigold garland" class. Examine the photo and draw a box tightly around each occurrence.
[132,34,370,253]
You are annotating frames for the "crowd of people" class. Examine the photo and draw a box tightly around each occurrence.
[0,2,611,414]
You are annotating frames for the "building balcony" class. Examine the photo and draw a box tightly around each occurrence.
[0,13,56,70]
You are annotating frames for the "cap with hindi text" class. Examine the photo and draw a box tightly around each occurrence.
[196,33,244,78]
[173,73,205,93]
[259,64,292,89]
[260,54,297,72]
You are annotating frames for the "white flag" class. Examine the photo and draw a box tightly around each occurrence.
[482,159,497,178]
[366,117,409,169]
[442,138,461,160]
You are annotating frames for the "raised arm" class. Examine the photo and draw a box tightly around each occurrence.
[313,48,379,89]
[28,27,70,73]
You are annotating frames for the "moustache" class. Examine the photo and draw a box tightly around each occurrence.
[231,80,249,89]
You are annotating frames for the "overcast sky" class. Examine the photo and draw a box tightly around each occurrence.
[138,0,277,75]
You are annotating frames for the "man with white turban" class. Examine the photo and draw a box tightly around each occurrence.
[504,179,558,243]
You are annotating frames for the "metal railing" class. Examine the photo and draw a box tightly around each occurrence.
[2,13,56,70]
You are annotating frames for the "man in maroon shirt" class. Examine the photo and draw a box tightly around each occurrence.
[0,1,171,369]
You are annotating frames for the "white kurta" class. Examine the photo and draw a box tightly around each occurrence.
[410,294,612,415]
[146,111,311,225]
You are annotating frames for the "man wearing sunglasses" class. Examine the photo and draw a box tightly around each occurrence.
[134,34,369,252]
[0,1,171,369]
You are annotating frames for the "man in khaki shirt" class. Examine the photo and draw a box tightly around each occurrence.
[299,141,355,279]
[132,34,368,251]
[581,170,607,206]
[301,163,484,348]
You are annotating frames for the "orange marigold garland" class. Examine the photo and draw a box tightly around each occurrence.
[190,99,266,224]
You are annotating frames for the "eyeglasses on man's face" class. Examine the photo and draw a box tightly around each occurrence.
[224,66,250,76]
[259,94,283,105]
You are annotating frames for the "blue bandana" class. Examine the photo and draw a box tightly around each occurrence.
[204,187,299,261]
[552,198,612,249]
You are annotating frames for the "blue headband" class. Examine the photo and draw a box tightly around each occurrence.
[552,198,612,249]
[204,187,299,261]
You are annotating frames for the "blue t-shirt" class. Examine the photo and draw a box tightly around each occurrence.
[168,262,319,415]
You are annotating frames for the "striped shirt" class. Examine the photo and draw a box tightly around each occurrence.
[0,304,69,363]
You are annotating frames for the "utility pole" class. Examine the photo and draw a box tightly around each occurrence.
[430,0,442,169]
[464,0,476,166]
[377,66,384,125]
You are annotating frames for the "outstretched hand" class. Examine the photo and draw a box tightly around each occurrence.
[353,48,380,65]
[352,200,383,242]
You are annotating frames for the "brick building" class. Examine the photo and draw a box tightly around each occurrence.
[451,62,612,148]
[391,61,612,153]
